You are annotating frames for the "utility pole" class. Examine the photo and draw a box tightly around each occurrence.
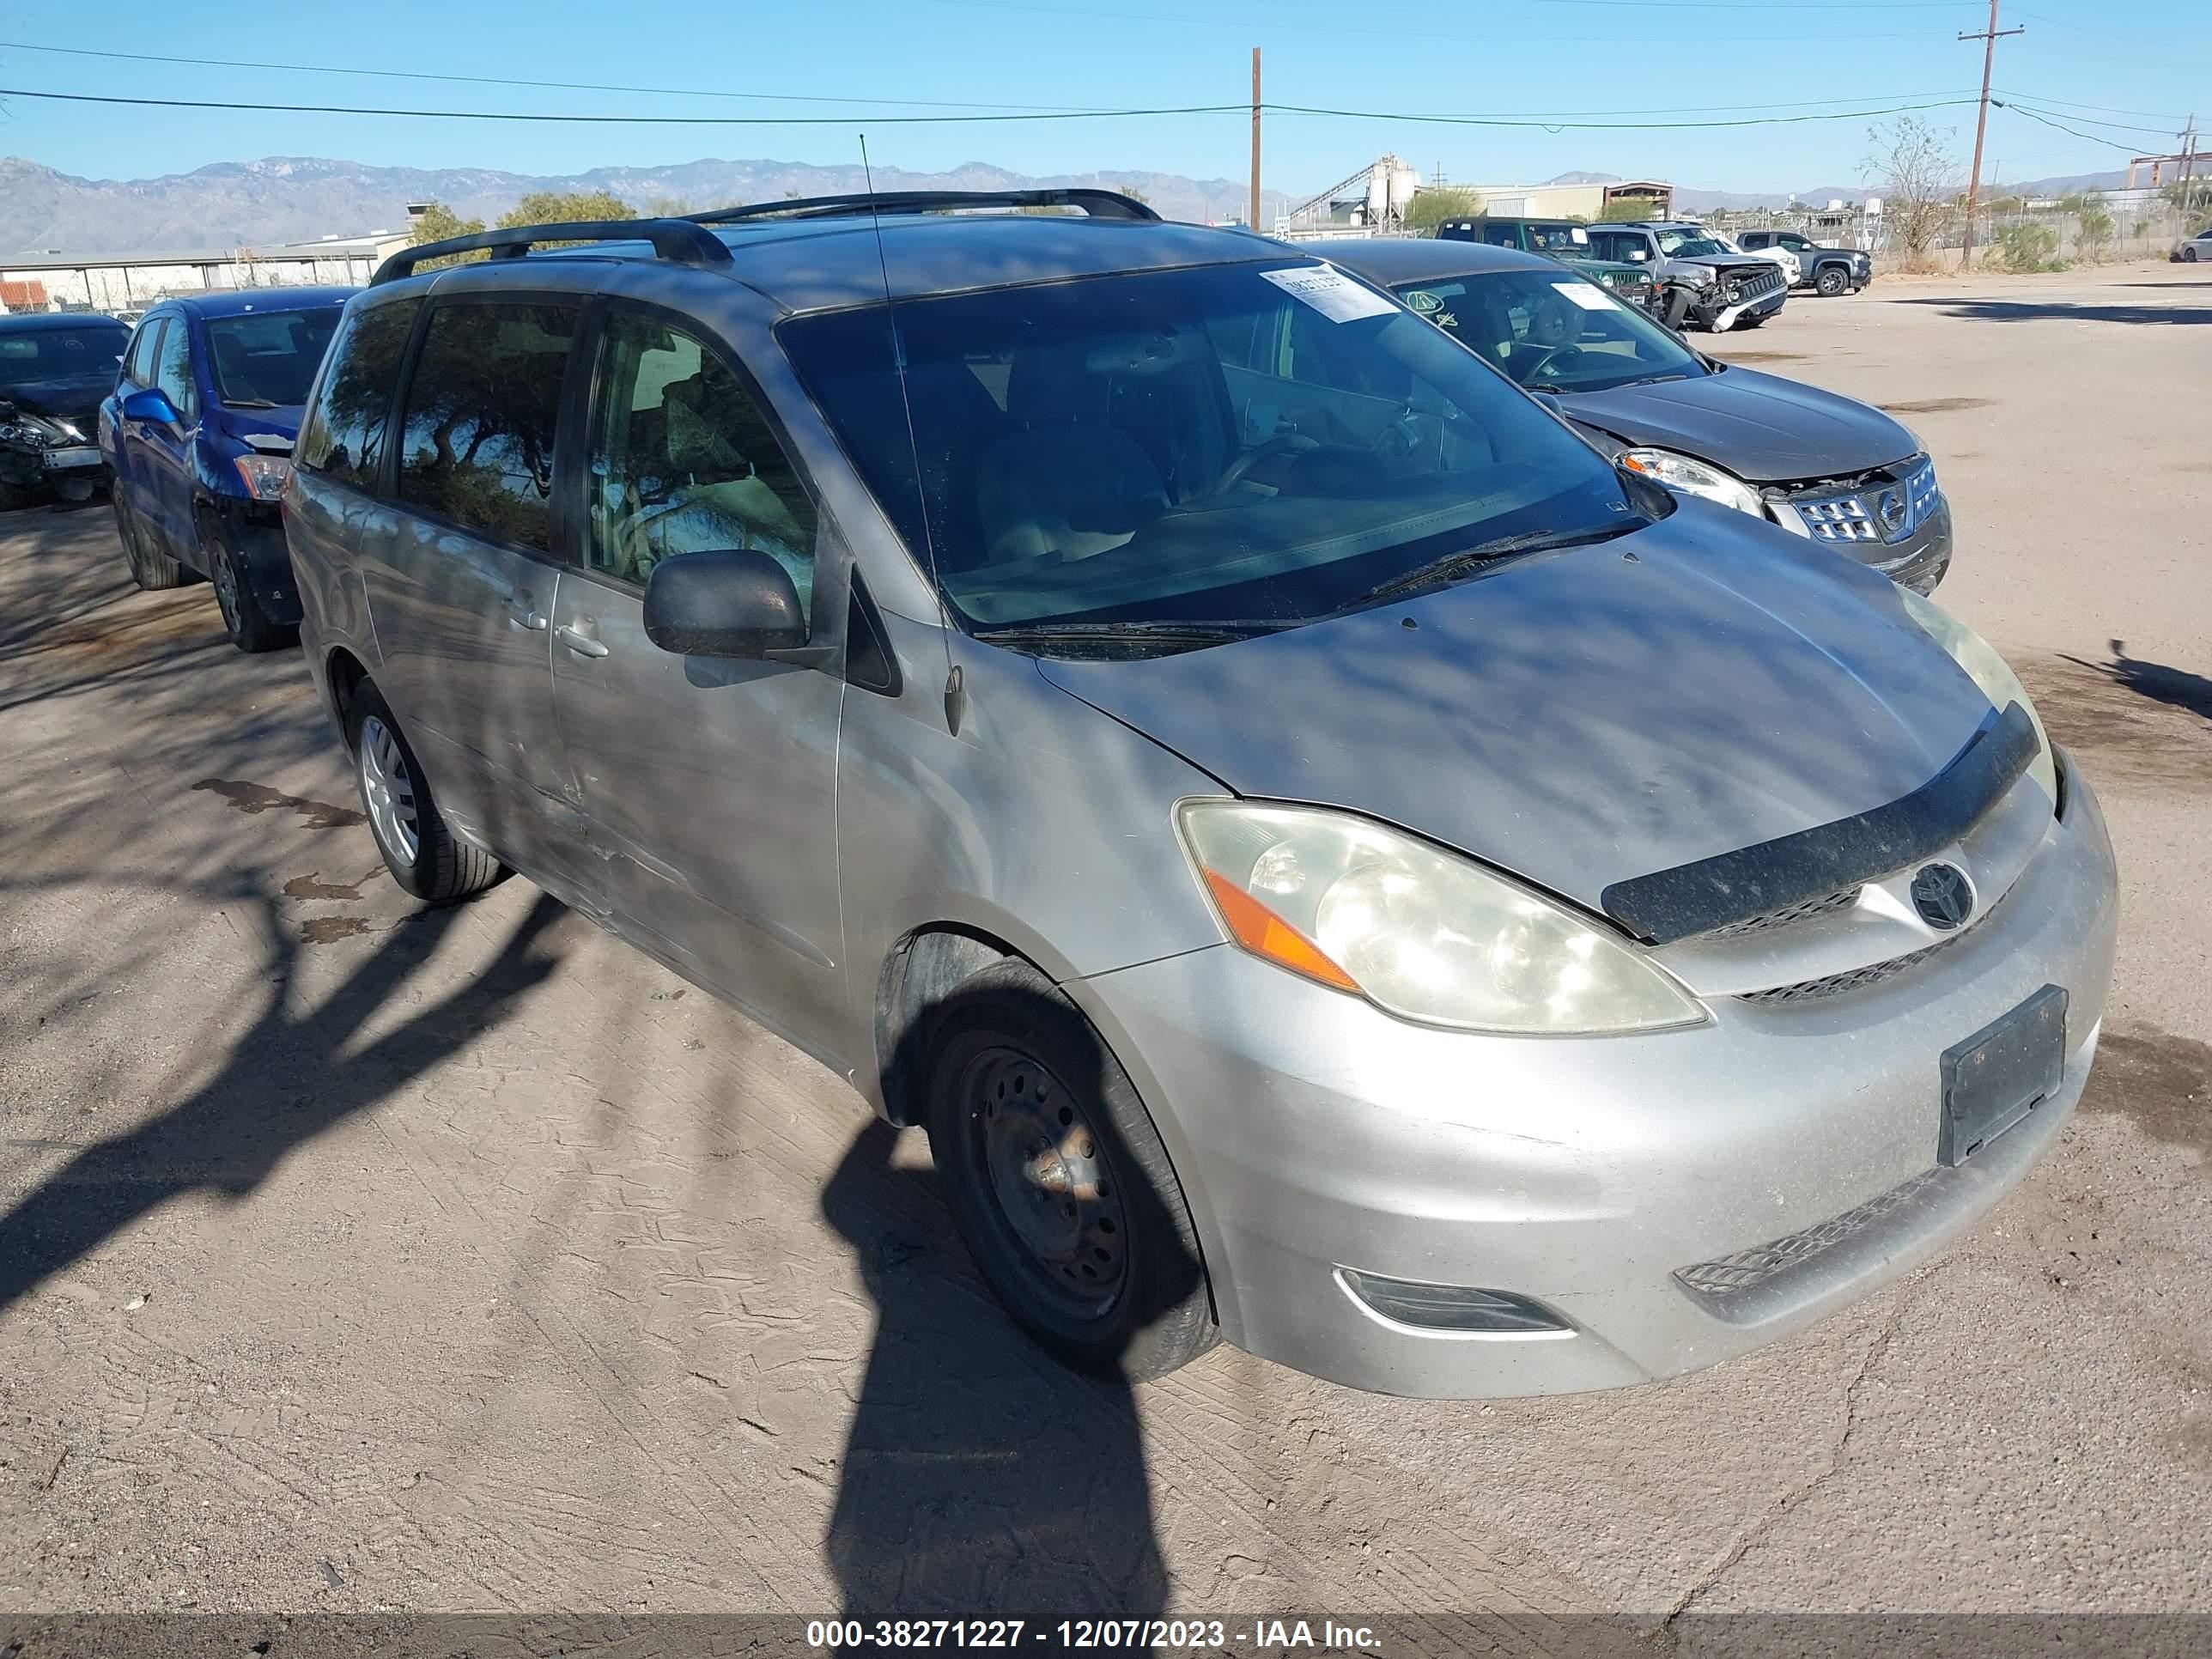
[1249,48,1262,233]
[1958,0,2024,270]
[2181,113,2200,219]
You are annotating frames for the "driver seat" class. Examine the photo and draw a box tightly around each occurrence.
[975,339,1169,565]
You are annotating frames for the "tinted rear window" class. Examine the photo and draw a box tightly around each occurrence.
[395,301,578,552]
[297,300,421,493]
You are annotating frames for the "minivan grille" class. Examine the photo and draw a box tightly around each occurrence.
[1704,886,1859,939]
[1676,1169,1947,1299]
[1738,878,2007,1004]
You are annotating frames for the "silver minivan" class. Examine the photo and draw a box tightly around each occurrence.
[285,194,2118,1398]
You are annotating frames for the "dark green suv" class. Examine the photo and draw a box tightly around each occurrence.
[1434,217,1657,313]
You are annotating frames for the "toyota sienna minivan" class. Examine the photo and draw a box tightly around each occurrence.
[284,195,2118,1398]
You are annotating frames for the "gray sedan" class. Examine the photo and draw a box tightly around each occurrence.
[1319,238,1953,592]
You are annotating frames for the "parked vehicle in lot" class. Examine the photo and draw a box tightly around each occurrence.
[1707,228,1802,288]
[1431,216,1658,313]
[1319,239,1954,592]
[1736,228,1872,296]
[100,288,352,650]
[288,196,2114,1398]
[1582,222,1788,331]
[2174,226,2212,262]
[0,311,129,508]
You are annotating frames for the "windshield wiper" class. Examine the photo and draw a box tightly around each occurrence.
[1340,525,1637,609]
[974,618,1291,647]
[223,398,280,409]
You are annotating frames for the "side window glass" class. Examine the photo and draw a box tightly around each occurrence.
[124,319,165,387]
[397,301,578,551]
[153,321,197,420]
[584,311,817,619]
[1481,224,1518,247]
[297,300,421,493]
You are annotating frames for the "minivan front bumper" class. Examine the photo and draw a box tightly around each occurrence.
[1073,759,2116,1398]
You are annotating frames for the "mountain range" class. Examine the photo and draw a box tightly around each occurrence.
[0,155,2139,255]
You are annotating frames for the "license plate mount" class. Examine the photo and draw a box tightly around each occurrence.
[1939,984,2068,1167]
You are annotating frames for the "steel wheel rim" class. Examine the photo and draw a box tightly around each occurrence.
[211,544,242,633]
[963,1047,1129,1317]
[358,714,421,866]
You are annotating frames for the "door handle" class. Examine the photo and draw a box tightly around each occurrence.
[556,623,610,659]
[505,593,548,630]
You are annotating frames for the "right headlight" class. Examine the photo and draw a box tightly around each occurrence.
[1618,447,1765,516]
[1896,588,2058,805]
[1176,801,1705,1035]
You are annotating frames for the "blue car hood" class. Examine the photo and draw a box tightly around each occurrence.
[1564,365,1917,483]
[1036,506,1996,914]
[210,404,306,450]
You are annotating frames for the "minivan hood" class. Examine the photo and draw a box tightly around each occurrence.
[1565,365,1918,483]
[1036,507,1995,919]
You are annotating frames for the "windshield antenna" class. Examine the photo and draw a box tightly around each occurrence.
[860,133,964,737]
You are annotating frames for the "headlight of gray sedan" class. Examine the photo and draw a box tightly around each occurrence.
[1176,801,1705,1035]
[1618,447,1765,517]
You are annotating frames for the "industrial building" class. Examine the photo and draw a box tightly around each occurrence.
[0,231,411,313]
[1274,157,1673,240]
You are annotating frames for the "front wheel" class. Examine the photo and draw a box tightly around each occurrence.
[1815,266,1850,297]
[115,496,185,590]
[923,958,1218,1382]
[346,684,507,904]
[204,513,295,653]
[2185,246,2200,263]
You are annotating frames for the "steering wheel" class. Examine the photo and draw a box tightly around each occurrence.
[1216,431,1319,492]
[1507,342,1577,386]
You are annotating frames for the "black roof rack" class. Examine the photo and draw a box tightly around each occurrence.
[688,188,1162,227]
[369,217,736,286]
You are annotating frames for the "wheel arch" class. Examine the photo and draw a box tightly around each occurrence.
[873,923,1019,1127]
[324,647,372,746]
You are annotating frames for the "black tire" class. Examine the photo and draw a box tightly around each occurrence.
[922,958,1218,1382]
[2185,246,2200,264]
[114,495,185,591]
[344,682,507,904]
[1815,265,1850,297]
[203,508,295,654]
[0,479,32,513]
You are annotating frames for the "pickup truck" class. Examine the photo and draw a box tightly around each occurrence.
[1580,222,1789,331]
[1735,228,1871,297]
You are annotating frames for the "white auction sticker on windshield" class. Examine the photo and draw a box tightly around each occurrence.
[1552,281,1617,311]
[1261,264,1398,323]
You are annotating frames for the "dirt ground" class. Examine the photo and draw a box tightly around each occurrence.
[2,261,2208,1634]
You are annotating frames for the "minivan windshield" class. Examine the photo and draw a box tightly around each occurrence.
[206,307,343,407]
[781,260,1642,635]
[1391,270,1705,394]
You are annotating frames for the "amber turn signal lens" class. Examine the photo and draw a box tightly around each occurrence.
[1200,868,1362,994]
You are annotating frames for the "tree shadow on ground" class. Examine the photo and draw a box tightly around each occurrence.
[0,886,567,1314]
[1892,297,2212,325]
[2062,640,2212,726]
[819,969,1197,1640]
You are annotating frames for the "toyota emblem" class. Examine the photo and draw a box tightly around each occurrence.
[1911,863,1975,931]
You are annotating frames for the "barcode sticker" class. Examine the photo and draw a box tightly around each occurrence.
[1261,264,1399,323]
[1551,282,1617,312]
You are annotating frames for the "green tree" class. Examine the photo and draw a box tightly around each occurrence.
[2066,191,2114,259]
[1996,221,2063,272]
[1406,186,1484,231]
[496,189,636,229]
[406,201,489,269]
[1598,198,1658,222]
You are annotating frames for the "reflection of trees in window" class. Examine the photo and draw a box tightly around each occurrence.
[298,300,421,493]
[396,303,576,552]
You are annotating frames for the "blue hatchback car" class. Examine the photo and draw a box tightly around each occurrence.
[100,287,354,650]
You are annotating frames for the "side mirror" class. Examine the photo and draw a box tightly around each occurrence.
[121,386,181,427]
[643,549,808,660]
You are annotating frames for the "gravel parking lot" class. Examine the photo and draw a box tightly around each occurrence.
[2,260,2207,1638]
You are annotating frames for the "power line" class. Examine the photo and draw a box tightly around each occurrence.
[1998,102,2183,139]
[2000,101,2171,156]
[0,42,1982,121]
[0,39,1097,112]
[0,82,1982,131]
[1991,88,2190,123]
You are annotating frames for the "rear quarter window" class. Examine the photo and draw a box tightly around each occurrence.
[297,300,422,493]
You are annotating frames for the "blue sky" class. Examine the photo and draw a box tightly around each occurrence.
[0,0,2203,197]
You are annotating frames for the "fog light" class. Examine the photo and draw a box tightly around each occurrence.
[1336,1268,1569,1334]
